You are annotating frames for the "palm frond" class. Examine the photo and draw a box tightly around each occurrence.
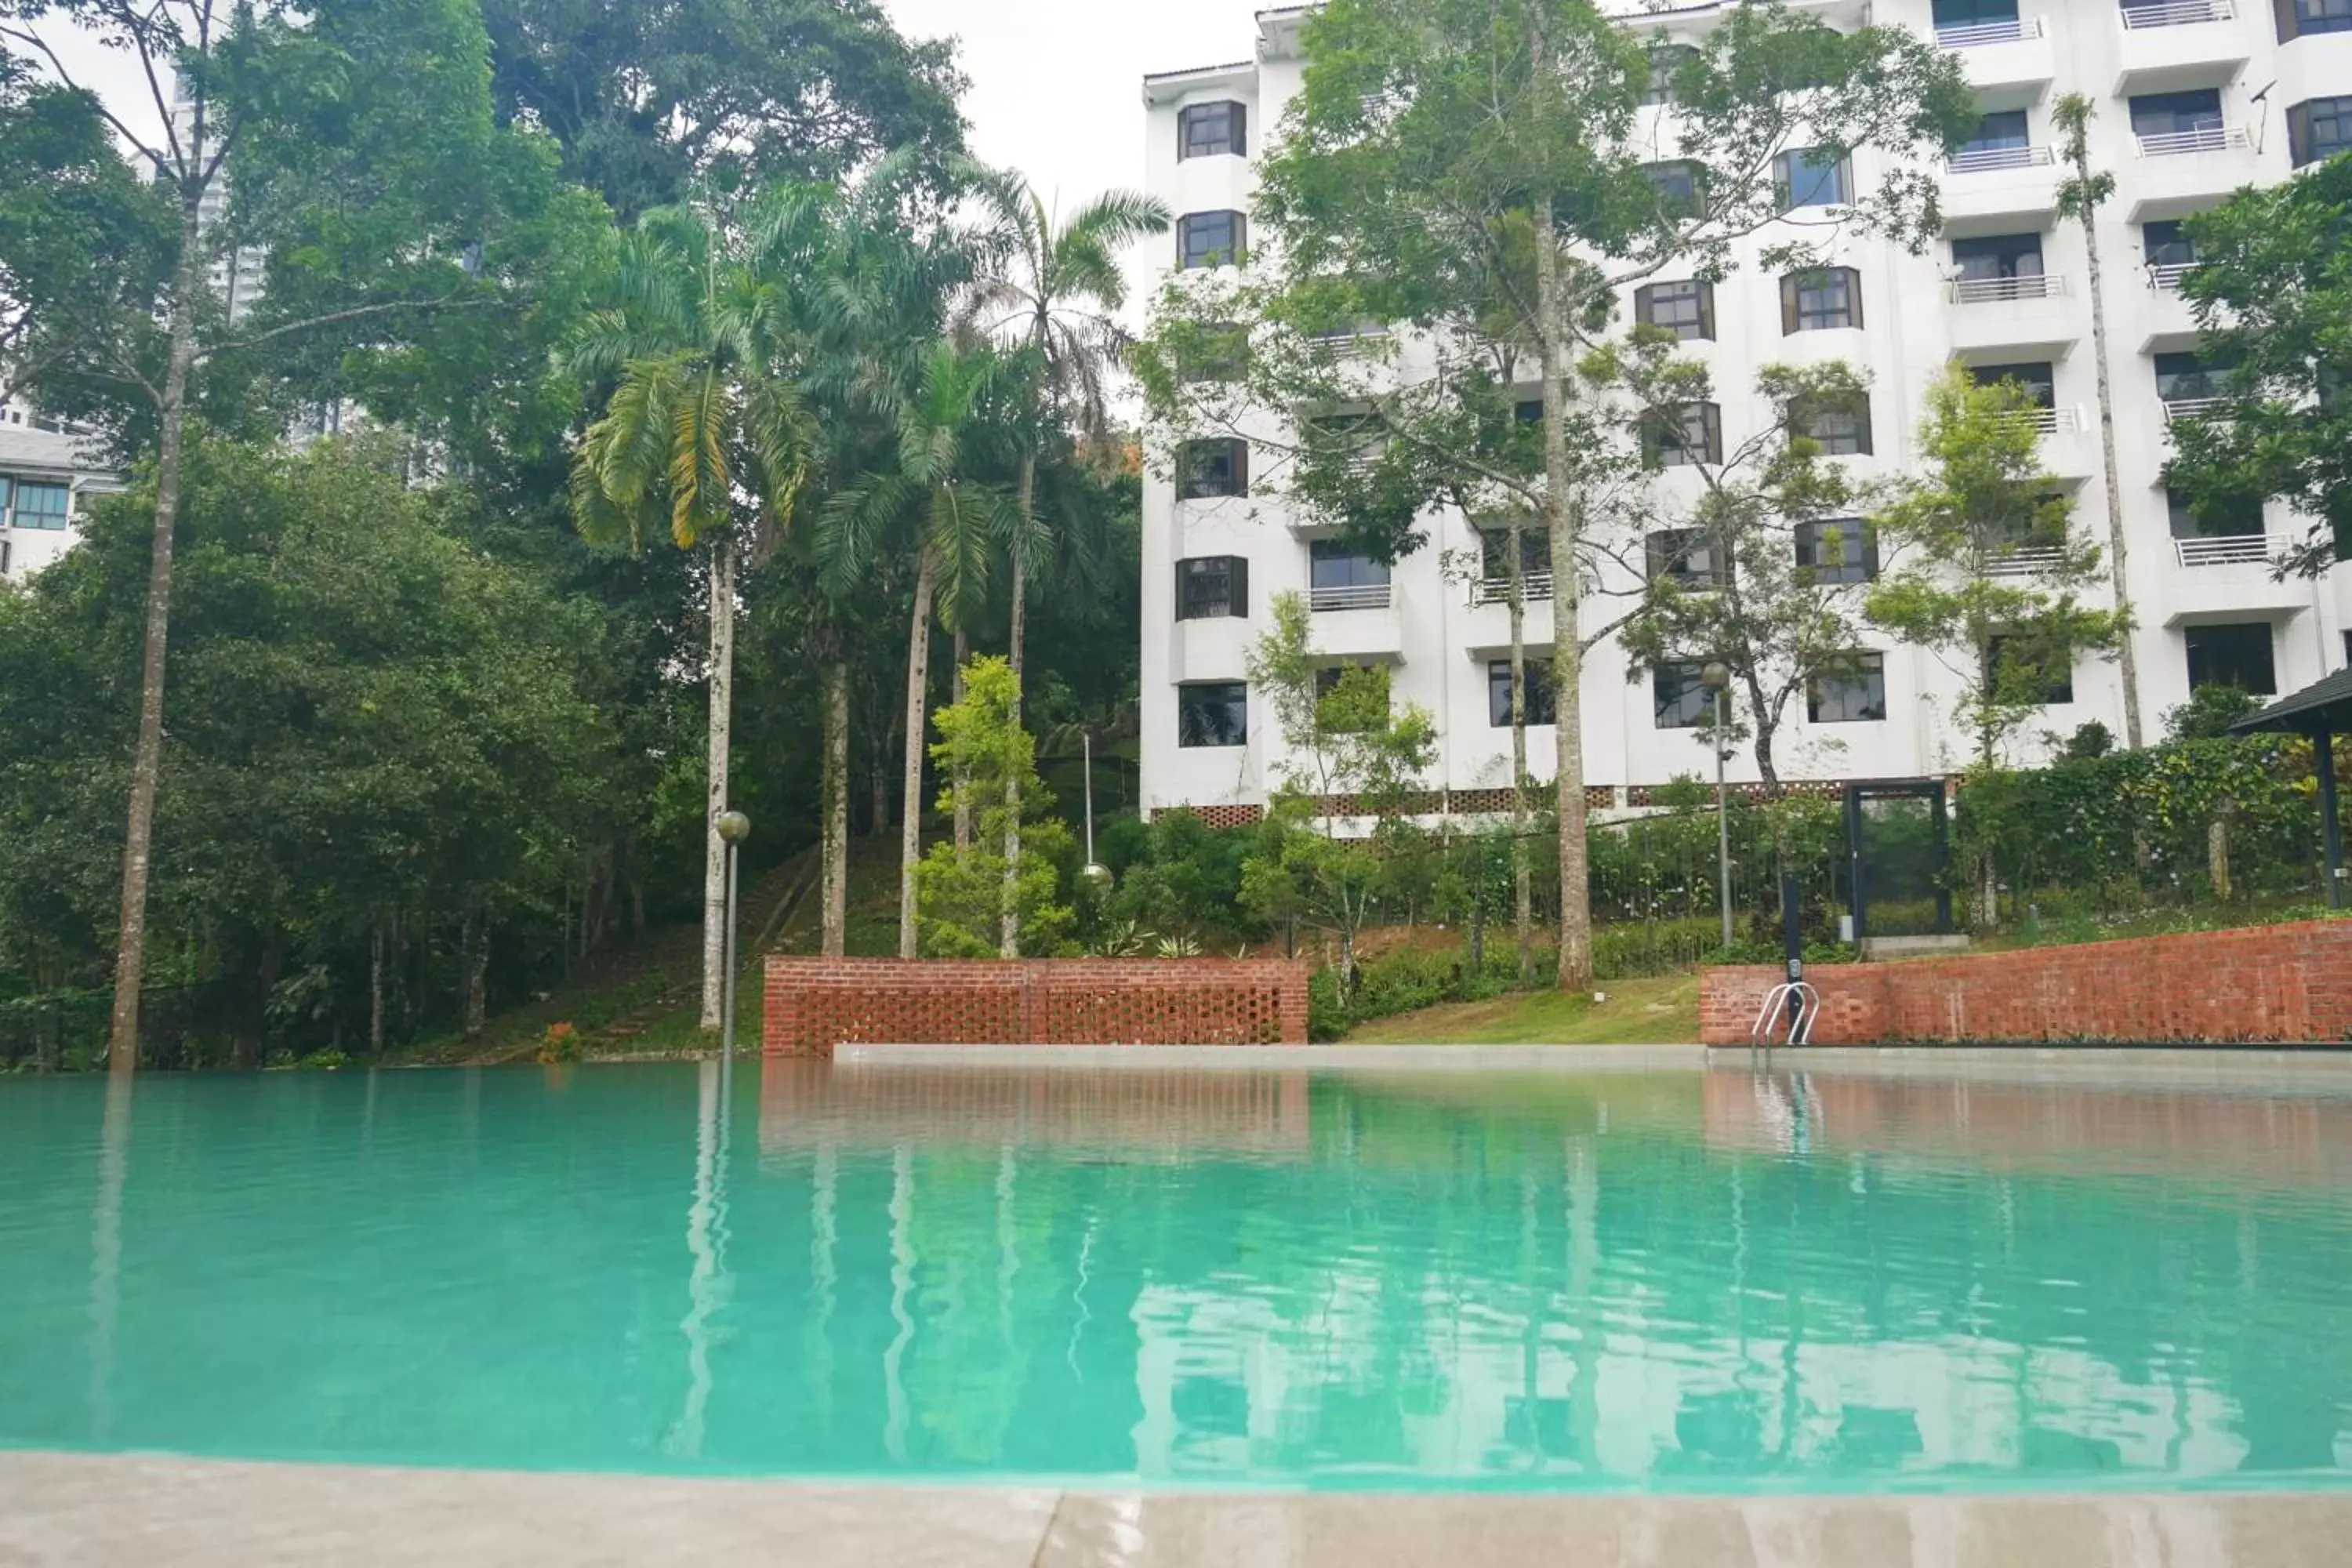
[668,365,734,549]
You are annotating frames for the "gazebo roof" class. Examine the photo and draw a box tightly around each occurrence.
[2233,668,2352,735]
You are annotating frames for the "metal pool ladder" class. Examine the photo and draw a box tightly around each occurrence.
[1749,981,1821,1049]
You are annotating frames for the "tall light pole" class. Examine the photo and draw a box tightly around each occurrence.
[714,810,751,1090]
[1700,662,1733,951]
[1079,732,1110,892]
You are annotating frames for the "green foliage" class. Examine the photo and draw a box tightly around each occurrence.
[1867,365,2125,764]
[2163,685,2264,742]
[2165,152,2352,576]
[911,657,1075,956]
[0,435,613,1065]
[1085,810,1261,949]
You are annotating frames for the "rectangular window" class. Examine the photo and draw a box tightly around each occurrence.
[2185,622,2277,695]
[2129,89,2223,140]
[1987,637,2074,705]
[1178,101,1247,161]
[1634,279,1714,341]
[1653,661,1715,730]
[1794,519,1877,584]
[1781,267,1861,332]
[1178,211,1246,270]
[1176,556,1248,619]
[2154,351,2220,403]
[1177,682,1248,747]
[1488,658,1558,728]
[1646,528,1724,589]
[2141,220,2197,268]
[1646,402,1722,467]
[1478,524,1549,581]
[2166,488,2265,539]
[1934,0,2022,25]
[1642,161,1706,219]
[1175,438,1249,499]
[1952,234,2045,281]
[1961,111,2031,156]
[1773,147,1850,209]
[9,480,69,530]
[1792,394,1873,456]
[2286,0,2352,38]
[1307,539,1391,604]
[1969,361,2057,408]
[2288,96,2352,167]
[1807,653,1887,724]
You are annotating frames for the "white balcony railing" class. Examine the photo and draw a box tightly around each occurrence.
[2162,395,2230,422]
[2121,0,2235,29]
[1469,572,1558,607]
[1309,328,1390,361]
[1986,546,2067,576]
[2147,261,2195,291]
[2136,125,2249,158]
[1936,16,2043,48]
[2010,405,2084,435]
[1949,273,2067,303]
[2175,534,2283,568]
[1309,583,1392,613]
[1948,144,2054,175]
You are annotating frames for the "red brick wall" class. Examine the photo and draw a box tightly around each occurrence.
[1700,920,2352,1046]
[763,957,1313,1056]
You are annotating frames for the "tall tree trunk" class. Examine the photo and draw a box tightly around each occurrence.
[821,656,850,959]
[2076,170,2143,750]
[1506,511,1534,988]
[1746,675,1784,798]
[701,539,735,1031]
[1003,452,1035,959]
[105,206,204,1076]
[463,902,489,1037]
[899,553,937,959]
[951,624,971,850]
[1532,186,1595,989]
[369,920,386,1057]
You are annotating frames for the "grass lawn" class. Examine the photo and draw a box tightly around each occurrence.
[1342,972,1700,1045]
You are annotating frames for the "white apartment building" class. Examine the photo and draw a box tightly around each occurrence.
[0,405,117,583]
[1137,0,2352,826]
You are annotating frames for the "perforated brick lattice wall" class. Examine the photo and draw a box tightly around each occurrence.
[1151,803,1265,829]
[764,957,1313,1056]
[1700,920,2352,1047]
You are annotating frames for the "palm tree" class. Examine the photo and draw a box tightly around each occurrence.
[962,171,1169,953]
[564,198,816,1028]
[821,340,1025,958]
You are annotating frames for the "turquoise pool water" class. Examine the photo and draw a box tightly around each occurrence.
[3,1058,2350,1491]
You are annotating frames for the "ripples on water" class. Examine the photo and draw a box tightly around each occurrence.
[2,1058,2350,1490]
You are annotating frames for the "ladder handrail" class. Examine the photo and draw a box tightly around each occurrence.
[1748,981,1821,1048]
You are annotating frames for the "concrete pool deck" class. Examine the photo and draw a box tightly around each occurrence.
[4,1452,2350,1566]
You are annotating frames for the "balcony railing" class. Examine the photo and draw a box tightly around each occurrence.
[1948,144,2053,174]
[2161,394,2230,422]
[2176,534,2282,568]
[1468,572,1557,607]
[2136,125,2249,158]
[2147,261,2195,291]
[1986,546,2067,576]
[2120,0,2235,29]
[1936,16,2043,48]
[2016,405,2083,434]
[1949,273,2067,303]
[1309,583,1392,613]
[1309,328,1390,361]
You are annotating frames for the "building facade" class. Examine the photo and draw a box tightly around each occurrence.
[1137,0,2352,825]
[0,406,117,583]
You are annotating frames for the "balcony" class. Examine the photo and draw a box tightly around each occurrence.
[2146,261,2197,290]
[1947,274,2079,355]
[2175,533,2288,568]
[1309,582,1392,613]
[1308,584,1404,660]
[2014,405,2083,436]
[1985,546,2067,577]
[1936,16,2056,96]
[2161,394,2230,423]
[2125,130,2262,221]
[1940,152,2061,235]
[2114,3,2250,95]
[1468,572,1556,608]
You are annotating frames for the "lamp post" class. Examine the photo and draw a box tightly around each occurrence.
[1079,732,1110,891]
[1700,662,1733,951]
[713,810,751,1089]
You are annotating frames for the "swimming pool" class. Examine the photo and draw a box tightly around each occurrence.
[3,1055,2349,1491]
